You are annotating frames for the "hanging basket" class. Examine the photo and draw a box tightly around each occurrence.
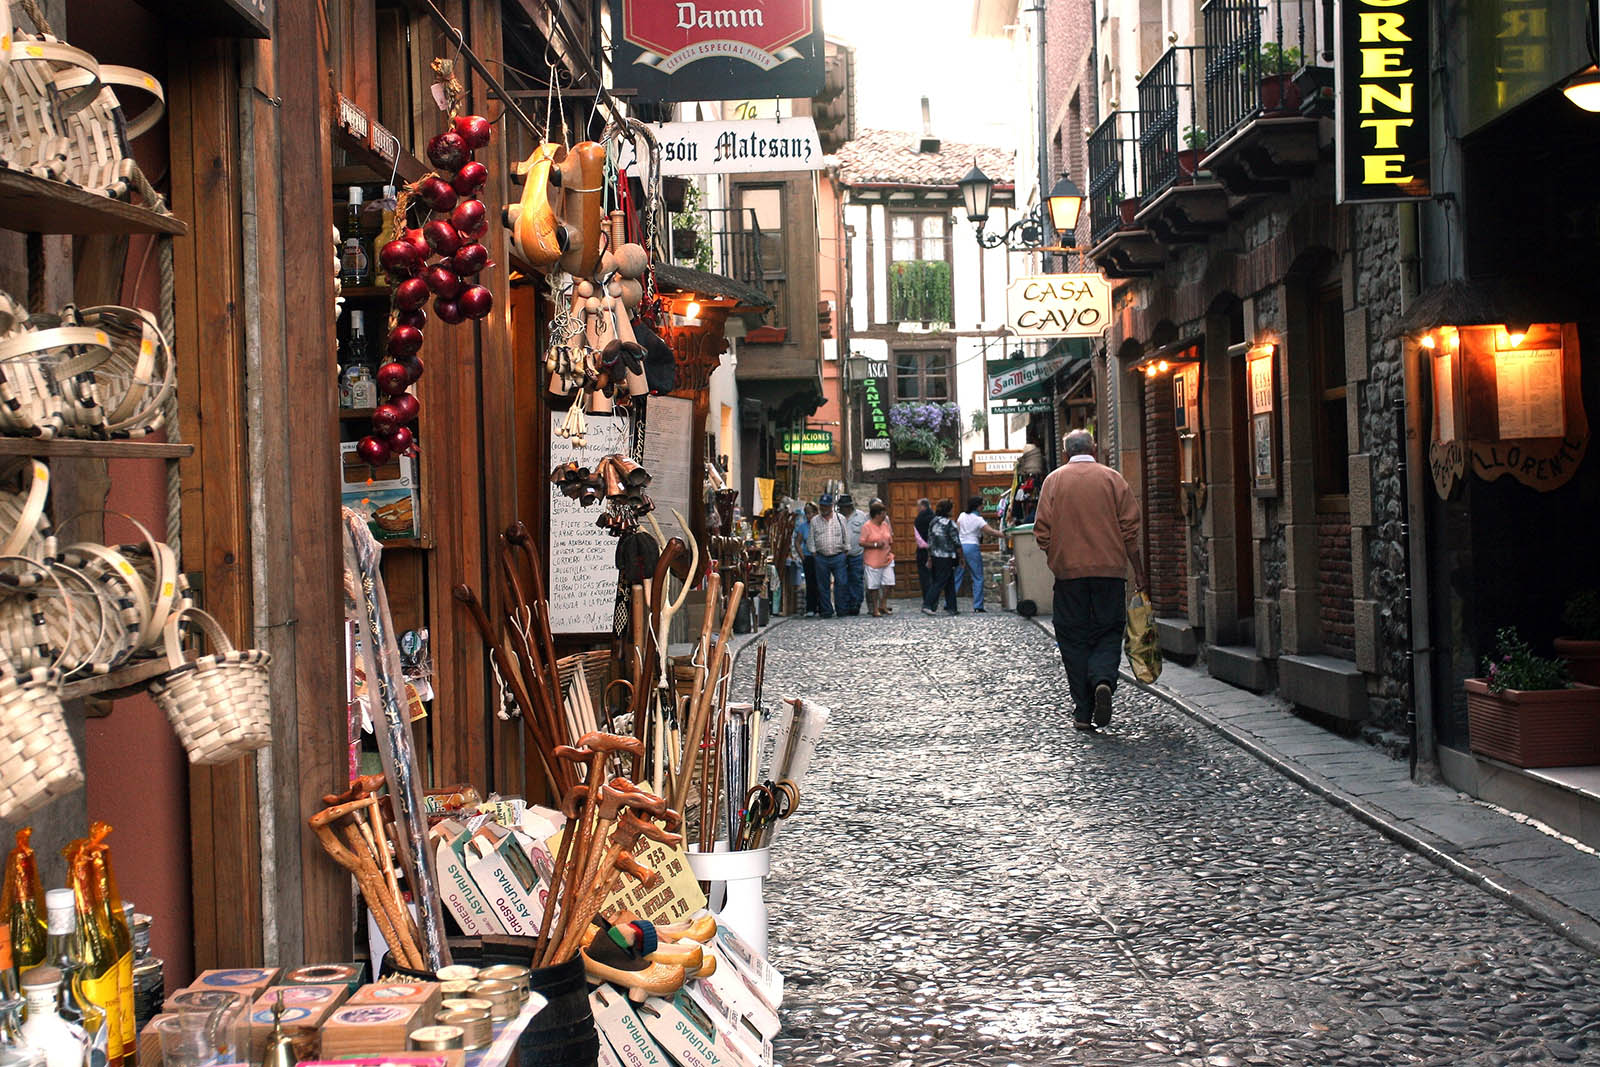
[0,662,82,820]
[148,606,271,765]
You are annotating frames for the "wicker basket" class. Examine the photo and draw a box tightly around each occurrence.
[0,661,82,820]
[0,324,113,439]
[0,30,101,182]
[51,67,164,200]
[0,555,71,672]
[0,459,50,558]
[148,606,271,765]
[72,305,175,437]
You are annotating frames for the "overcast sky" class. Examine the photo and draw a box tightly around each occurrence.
[822,0,1023,150]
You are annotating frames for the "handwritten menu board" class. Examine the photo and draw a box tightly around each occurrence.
[549,412,626,634]
[641,396,694,542]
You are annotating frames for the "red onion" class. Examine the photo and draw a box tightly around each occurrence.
[453,115,492,149]
[450,243,490,277]
[426,131,468,172]
[424,265,464,299]
[416,176,457,212]
[402,354,425,383]
[393,393,420,423]
[452,162,489,197]
[459,285,494,320]
[386,426,415,454]
[395,308,426,329]
[394,277,430,311]
[424,220,461,257]
[434,298,465,325]
[450,198,487,239]
[377,361,411,396]
[403,227,431,261]
[371,402,403,435]
[379,239,421,277]
[387,325,423,358]
[357,435,391,465]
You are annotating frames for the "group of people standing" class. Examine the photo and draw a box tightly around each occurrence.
[913,496,999,615]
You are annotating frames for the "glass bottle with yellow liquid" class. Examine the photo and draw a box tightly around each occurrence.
[62,846,118,1067]
[2,832,47,977]
[83,828,131,1067]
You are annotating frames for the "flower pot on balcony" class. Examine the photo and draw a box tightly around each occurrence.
[1292,65,1336,117]
[1117,197,1141,227]
[672,227,700,259]
[1555,639,1600,687]
[1464,677,1600,768]
[1260,73,1303,115]
[660,176,689,213]
[1176,150,1202,184]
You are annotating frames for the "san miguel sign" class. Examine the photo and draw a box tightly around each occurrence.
[613,0,825,103]
[1335,0,1431,203]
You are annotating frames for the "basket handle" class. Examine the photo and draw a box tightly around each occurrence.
[0,460,49,558]
[75,306,170,429]
[0,554,75,672]
[58,540,149,640]
[161,605,236,670]
[0,326,112,379]
[9,36,103,116]
[59,65,165,140]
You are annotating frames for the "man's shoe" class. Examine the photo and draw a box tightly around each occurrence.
[945,610,959,616]
[1093,683,1114,727]
[920,607,936,615]
[974,607,987,613]
[805,612,818,618]
[1074,719,1096,731]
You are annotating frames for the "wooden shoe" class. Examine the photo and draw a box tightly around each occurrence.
[579,946,686,998]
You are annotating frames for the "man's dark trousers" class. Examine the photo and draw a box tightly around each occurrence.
[802,554,819,614]
[915,547,931,597]
[1052,577,1127,721]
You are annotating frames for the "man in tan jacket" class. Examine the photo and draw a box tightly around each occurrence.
[1032,430,1147,730]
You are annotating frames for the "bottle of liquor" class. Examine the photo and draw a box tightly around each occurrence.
[2,833,46,977]
[83,829,131,1067]
[62,846,118,1067]
[340,187,370,286]
[340,310,376,409]
[41,893,84,1033]
[124,913,159,1035]
[18,967,85,1067]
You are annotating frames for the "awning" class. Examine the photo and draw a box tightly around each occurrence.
[740,377,826,428]
[653,263,772,309]
[1396,277,1590,336]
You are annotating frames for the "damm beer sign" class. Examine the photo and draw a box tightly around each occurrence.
[1335,0,1431,202]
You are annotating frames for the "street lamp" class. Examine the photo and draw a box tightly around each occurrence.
[959,166,1086,250]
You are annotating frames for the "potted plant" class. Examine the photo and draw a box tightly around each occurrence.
[672,181,715,272]
[1259,42,1304,114]
[1556,591,1600,686]
[1117,196,1141,226]
[887,401,961,472]
[1464,627,1600,767]
[1177,127,1209,183]
[660,176,689,213]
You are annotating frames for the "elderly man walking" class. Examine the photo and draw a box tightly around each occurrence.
[1032,430,1147,730]
[806,493,850,619]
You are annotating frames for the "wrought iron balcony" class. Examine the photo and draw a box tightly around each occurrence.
[1087,110,1142,244]
[673,206,768,288]
[1203,0,1334,145]
[1136,45,1205,201]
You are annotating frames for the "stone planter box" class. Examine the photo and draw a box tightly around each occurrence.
[1464,677,1600,768]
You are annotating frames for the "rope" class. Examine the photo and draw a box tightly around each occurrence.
[159,237,182,555]
[16,0,52,35]
[26,235,43,315]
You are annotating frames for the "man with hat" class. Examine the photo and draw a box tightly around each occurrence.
[837,493,870,616]
[805,492,849,618]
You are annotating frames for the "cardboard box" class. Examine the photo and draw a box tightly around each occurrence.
[283,964,366,992]
[317,1002,422,1058]
[589,987,671,1067]
[346,981,441,1026]
[636,992,754,1067]
[431,820,502,936]
[341,442,419,542]
[164,967,281,1013]
[248,983,348,1055]
[463,822,546,938]
[685,943,778,1067]
[714,924,782,1012]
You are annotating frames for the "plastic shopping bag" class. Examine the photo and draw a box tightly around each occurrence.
[1124,590,1162,683]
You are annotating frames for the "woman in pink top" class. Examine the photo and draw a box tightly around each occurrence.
[860,502,896,617]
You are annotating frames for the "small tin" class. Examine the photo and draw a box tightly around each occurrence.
[438,979,476,998]
[468,980,518,1021]
[434,965,479,983]
[407,1025,464,1051]
[436,1008,491,1051]
[476,964,530,996]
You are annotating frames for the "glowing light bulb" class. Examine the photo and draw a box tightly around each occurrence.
[685,301,702,320]
[1420,334,1436,350]
[1157,360,1169,372]
[1506,331,1526,348]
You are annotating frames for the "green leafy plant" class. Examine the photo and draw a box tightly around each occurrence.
[1182,126,1209,150]
[1481,627,1571,694]
[676,181,715,273]
[889,259,954,324]
[887,401,961,472]
[1562,591,1600,641]
[1259,42,1304,74]
[969,409,988,434]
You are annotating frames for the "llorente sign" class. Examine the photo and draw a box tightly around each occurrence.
[647,119,823,175]
[1334,0,1431,202]
[1004,274,1111,338]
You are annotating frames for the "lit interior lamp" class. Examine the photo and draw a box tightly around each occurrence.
[1504,322,1529,347]
[1157,360,1169,372]
[684,300,702,320]
[1144,364,1157,378]
[1420,333,1436,350]
[1563,65,1600,112]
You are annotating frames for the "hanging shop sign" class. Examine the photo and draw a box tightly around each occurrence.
[971,450,1024,475]
[988,356,1068,400]
[780,429,833,454]
[1246,343,1280,496]
[861,378,890,451]
[549,412,627,634]
[1335,0,1431,203]
[990,401,1054,414]
[1004,274,1112,338]
[612,0,824,103]
[649,118,824,175]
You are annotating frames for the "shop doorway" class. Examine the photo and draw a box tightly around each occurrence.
[888,479,961,564]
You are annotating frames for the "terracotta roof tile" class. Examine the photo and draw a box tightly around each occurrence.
[834,128,1014,189]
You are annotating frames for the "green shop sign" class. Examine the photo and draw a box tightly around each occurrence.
[861,377,890,451]
[781,429,834,455]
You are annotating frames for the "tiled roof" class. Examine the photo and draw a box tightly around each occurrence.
[834,128,1014,189]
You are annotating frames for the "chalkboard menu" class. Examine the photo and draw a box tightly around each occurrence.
[549,412,627,634]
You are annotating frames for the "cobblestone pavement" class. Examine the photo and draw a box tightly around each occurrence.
[735,609,1600,1066]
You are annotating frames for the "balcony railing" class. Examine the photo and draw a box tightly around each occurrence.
[1088,110,1142,243]
[1203,0,1333,143]
[1136,45,1204,200]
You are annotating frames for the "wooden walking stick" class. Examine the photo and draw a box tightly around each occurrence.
[535,783,587,962]
[673,580,744,817]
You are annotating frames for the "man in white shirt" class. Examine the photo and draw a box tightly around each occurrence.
[954,496,1000,612]
[838,494,870,616]
[805,493,849,618]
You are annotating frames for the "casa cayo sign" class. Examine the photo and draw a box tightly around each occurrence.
[1004,274,1112,339]
[1335,0,1431,203]
[612,0,824,103]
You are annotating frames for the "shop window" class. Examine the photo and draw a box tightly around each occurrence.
[888,212,953,323]
[893,348,952,402]
[1312,285,1349,500]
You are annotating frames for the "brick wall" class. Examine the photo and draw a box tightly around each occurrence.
[1044,0,1096,254]
[1318,512,1354,656]
[1143,378,1187,617]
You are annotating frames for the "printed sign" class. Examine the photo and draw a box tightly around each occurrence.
[971,450,1024,475]
[1335,0,1431,202]
[612,0,824,103]
[548,412,627,634]
[648,119,823,175]
[1004,274,1111,338]
[990,401,1053,414]
[860,377,890,451]
[780,429,832,454]
[988,356,1067,400]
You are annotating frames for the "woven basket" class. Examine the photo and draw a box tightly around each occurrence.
[0,324,112,439]
[43,560,119,678]
[0,30,100,182]
[51,66,163,200]
[0,459,50,558]
[73,305,174,437]
[0,662,82,820]
[52,509,172,652]
[0,555,72,672]
[148,606,271,765]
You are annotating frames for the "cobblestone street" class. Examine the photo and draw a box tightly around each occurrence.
[738,610,1600,1066]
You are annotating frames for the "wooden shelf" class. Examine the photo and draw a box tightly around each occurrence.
[61,655,179,702]
[341,286,394,300]
[339,407,377,421]
[0,170,188,236]
[377,536,433,550]
[0,437,193,459]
